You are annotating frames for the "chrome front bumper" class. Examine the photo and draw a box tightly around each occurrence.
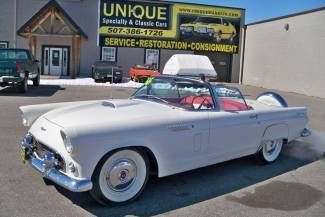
[21,134,92,192]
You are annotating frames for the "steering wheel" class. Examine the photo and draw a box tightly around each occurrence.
[197,98,210,110]
[192,96,209,110]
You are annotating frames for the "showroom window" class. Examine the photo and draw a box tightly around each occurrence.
[101,47,117,62]
[145,49,160,70]
[0,41,9,48]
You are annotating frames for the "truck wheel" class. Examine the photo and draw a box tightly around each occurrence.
[90,149,149,206]
[33,73,40,86]
[256,139,283,164]
[18,77,28,93]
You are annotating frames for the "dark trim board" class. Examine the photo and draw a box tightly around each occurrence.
[0,41,9,48]
[41,45,70,76]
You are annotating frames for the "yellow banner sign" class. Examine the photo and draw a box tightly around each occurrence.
[99,0,242,53]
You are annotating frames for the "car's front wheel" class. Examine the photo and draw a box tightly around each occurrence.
[90,149,149,206]
[256,139,283,164]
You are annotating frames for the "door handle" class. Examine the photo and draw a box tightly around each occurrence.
[249,114,258,119]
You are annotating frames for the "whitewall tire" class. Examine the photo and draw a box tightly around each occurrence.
[256,139,283,164]
[90,149,149,206]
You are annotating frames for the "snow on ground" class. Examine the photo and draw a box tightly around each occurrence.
[28,78,143,88]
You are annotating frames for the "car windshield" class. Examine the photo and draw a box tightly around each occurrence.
[0,50,29,60]
[212,85,249,111]
[195,17,221,24]
[132,77,215,110]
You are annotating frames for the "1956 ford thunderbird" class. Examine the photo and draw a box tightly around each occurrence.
[19,75,311,206]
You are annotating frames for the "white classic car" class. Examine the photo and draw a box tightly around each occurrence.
[19,75,311,206]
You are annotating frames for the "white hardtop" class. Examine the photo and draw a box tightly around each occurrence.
[162,54,217,77]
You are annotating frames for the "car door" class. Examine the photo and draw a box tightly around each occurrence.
[208,110,264,160]
[207,86,265,163]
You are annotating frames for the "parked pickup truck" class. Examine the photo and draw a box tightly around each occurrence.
[0,49,40,93]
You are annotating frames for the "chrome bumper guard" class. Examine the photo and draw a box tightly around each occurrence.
[21,135,92,192]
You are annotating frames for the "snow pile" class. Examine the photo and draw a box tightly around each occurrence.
[28,78,143,88]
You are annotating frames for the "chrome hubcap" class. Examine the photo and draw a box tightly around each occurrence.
[106,159,137,192]
[265,140,277,154]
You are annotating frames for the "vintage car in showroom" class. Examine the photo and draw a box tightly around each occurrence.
[129,64,160,83]
[91,61,123,83]
[19,75,310,206]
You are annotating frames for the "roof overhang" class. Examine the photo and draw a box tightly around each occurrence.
[17,0,88,39]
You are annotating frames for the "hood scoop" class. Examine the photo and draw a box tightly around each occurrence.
[101,100,143,109]
[102,101,116,108]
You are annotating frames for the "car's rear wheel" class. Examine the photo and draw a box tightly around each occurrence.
[256,139,283,164]
[90,149,149,206]
[18,76,28,93]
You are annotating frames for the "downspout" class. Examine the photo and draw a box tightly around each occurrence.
[13,0,17,48]
[240,25,247,84]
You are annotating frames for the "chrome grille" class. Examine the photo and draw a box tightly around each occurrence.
[32,138,65,172]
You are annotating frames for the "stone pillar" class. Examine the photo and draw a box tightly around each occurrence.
[28,34,37,57]
[71,35,81,78]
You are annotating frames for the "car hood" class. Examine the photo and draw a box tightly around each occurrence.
[43,99,177,129]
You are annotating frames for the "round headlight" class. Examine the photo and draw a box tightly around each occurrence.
[60,131,73,153]
[21,113,28,127]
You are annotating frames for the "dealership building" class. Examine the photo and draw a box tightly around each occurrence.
[1,0,324,98]
[0,0,245,82]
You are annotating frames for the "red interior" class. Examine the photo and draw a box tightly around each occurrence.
[165,96,249,111]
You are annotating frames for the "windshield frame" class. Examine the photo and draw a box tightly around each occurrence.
[131,76,220,111]
[211,84,249,112]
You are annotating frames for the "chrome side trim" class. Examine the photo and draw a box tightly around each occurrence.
[21,134,92,192]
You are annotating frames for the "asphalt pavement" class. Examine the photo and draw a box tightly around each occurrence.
[0,84,324,217]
